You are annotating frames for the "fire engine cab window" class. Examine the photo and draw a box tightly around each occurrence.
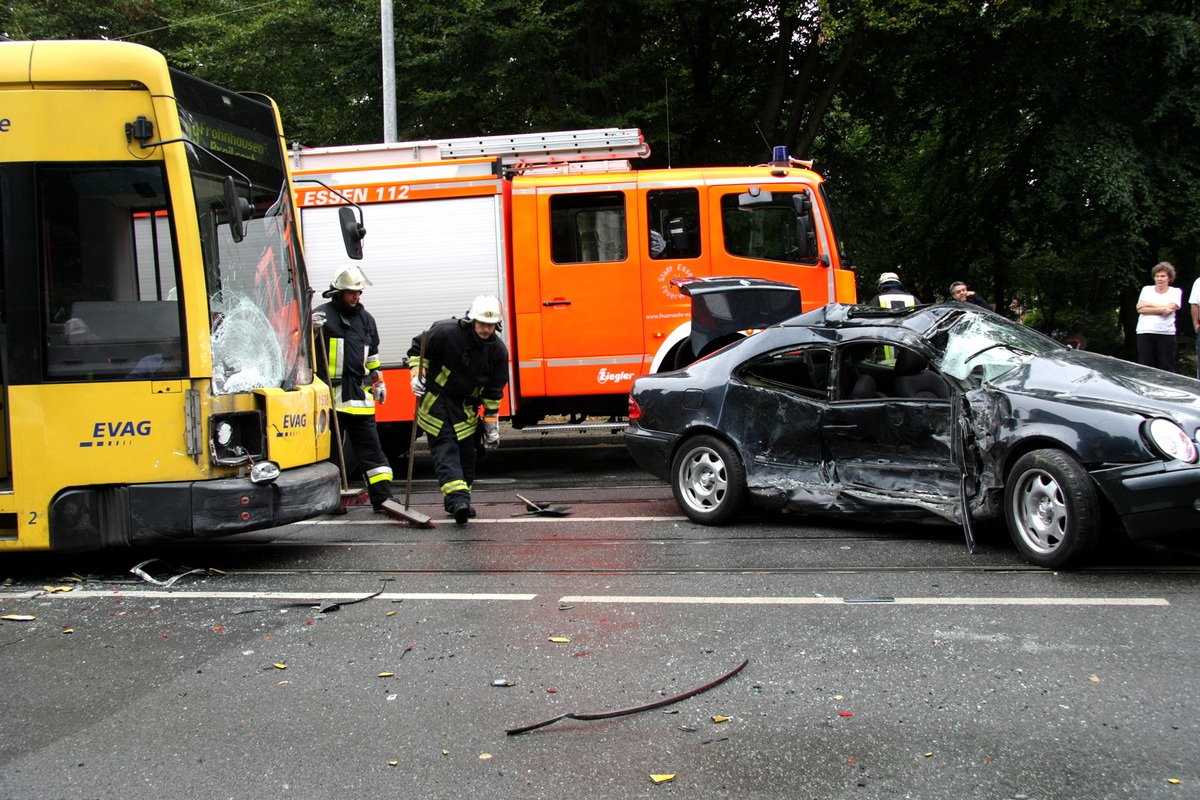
[549,192,627,264]
[720,190,819,264]
[646,188,701,259]
[38,164,185,381]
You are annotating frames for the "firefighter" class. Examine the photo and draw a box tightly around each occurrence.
[313,265,394,512]
[408,296,509,525]
[868,271,918,308]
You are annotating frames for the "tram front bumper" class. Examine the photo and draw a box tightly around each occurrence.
[49,461,341,551]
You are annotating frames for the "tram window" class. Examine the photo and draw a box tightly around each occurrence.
[39,164,185,380]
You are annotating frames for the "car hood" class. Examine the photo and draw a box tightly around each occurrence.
[988,349,1200,419]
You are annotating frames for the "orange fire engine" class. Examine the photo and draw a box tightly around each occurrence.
[291,128,856,440]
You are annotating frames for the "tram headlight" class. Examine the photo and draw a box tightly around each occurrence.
[209,411,266,466]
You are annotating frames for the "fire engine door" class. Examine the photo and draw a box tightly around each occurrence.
[538,188,643,394]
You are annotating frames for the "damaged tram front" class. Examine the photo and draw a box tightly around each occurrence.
[0,40,341,552]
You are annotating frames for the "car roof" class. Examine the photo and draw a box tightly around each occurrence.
[781,302,969,334]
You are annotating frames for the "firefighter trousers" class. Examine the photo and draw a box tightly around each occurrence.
[427,421,477,514]
[332,412,394,509]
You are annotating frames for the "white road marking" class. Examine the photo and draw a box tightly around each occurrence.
[3,590,536,601]
[3,590,1168,607]
[558,595,1170,606]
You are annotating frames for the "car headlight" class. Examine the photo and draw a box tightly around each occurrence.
[1143,418,1197,463]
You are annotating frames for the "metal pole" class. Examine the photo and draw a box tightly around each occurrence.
[381,0,397,142]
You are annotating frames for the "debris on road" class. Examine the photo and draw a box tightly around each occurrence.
[231,590,383,615]
[130,559,213,587]
[505,658,749,735]
[650,774,676,784]
[514,494,572,517]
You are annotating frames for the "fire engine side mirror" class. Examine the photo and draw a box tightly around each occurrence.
[224,176,254,243]
[339,206,366,260]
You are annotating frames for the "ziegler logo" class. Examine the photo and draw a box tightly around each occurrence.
[80,420,151,448]
[597,368,635,385]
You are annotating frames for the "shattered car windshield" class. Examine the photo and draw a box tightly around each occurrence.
[936,311,1060,381]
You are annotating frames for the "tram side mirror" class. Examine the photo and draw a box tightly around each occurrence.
[224,176,254,243]
[339,206,366,260]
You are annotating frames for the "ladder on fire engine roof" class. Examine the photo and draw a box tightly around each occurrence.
[293,127,650,173]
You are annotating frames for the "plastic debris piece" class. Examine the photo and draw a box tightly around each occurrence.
[1088,675,1101,683]
[650,774,676,784]
[548,636,571,643]
[925,752,934,758]
[386,611,397,617]
[479,753,492,760]
[1,615,34,621]
[273,663,287,670]
[442,750,449,756]
[506,658,749,736]
[129,559,209,587]
[1168,778,1180,785]
[378,672,395,678]
[558,604,575,611]
[278,680,289,685]
[547,688,556,693]
[388,761,398,767]
[712,715,730,723]
[492,679,515,687]
[43,585,73,593]
[839,711,854,717]
[62,627,74,635]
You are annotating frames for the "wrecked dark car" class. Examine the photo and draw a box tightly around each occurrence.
[625,302,1200,568]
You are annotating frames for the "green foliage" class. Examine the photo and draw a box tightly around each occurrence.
[5,0,1198,357]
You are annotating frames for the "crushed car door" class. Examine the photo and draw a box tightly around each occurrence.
[729,345,831,507]
[821,343,959,515]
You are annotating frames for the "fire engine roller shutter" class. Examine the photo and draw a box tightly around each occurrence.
[301,195,509,366]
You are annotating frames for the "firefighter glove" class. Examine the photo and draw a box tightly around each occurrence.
[311,311,326,329]
[373,380,387,405]
[410,366,425,397]
[483,417,500,450]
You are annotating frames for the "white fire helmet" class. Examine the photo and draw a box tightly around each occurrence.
[323,265,372,298]
[465,295,503,327]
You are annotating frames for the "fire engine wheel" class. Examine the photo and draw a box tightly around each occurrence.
[670,434,746,525]
[1003,449,1100,568]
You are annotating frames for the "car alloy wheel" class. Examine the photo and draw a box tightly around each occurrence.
[670,434,746,525]
[1004,448,1099,568]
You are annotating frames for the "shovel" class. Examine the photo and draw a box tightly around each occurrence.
[380,332,436,529]
[514,494,572,517]
[317,328,369,508]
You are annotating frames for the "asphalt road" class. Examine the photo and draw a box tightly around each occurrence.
[2,430,1199,800]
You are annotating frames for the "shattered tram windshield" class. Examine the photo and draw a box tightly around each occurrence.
[936,310,1060,382]
[174,73,311,394]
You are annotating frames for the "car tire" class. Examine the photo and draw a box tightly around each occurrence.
[1004,449,1099,568]
[671,434,746,525]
